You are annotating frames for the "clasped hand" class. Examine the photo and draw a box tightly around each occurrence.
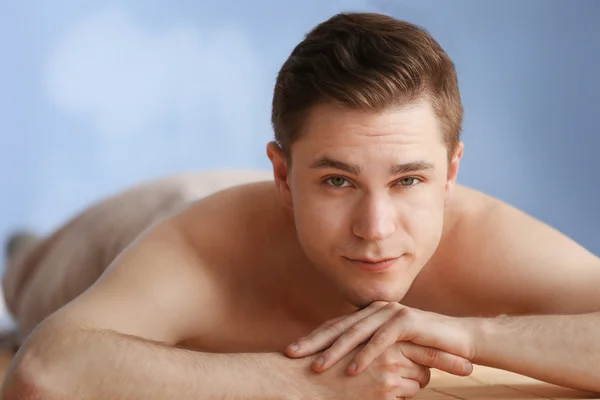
[286,301,474,398]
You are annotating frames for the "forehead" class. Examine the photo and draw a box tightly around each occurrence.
[292,100,445,159]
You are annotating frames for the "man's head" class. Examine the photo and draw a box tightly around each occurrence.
[267,12,464,307]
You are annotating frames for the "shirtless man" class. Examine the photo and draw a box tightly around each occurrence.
[3,12,600,400]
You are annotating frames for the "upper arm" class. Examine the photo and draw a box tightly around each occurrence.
[48,216,223,346]
[439,186,600,316]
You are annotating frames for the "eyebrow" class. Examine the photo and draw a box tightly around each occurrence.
[310,156,435,176]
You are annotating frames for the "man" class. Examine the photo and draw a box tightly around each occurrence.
[3,12,600,400]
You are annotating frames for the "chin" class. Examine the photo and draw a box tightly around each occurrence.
[344,284,409,309]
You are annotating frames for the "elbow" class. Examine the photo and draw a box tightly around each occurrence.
[2,330,72,399]
[3,370,46,400]
[2,353,55,400]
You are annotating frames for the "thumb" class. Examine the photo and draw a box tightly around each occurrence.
[399,342,473,377]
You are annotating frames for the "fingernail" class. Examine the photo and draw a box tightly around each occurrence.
[288,343,299,352]
[465,361,473,375]
[314,356,324,368]
[348,363,357,373]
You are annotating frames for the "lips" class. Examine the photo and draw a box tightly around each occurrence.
[342,256,400,273]
[345,256,398,263]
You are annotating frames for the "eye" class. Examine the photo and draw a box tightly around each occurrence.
[397,177,420,187]
[325,176,351,188]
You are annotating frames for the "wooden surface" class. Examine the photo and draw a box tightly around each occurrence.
[0,351,596,399]
[420,366,599,399]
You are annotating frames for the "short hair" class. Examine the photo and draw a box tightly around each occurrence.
[271,12,463,160]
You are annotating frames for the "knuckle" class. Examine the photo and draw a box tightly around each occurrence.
[370,332,388,346]
[422,346,439,364]
[322,320,342,335]
[378,351,393,365]
[322,316,342,327]
[380,374,399,391]
[345,323,362,337]
[384,360,401,373]
[319,321,334,332]
[449,356,463,371]
[441,353,462,373]
[378,348,399,366]
[379,355,400,371]
[327,338,352,357]
[401,379,421,399]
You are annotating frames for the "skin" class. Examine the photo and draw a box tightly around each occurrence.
[1,169,274,343]
[2,100,600,399]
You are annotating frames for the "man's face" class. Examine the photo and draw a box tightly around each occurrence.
[271,100,461,308]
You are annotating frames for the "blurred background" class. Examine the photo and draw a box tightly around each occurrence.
[0,0,598,297]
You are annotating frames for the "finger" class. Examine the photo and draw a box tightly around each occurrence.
[400,342,473,376]
[287,301,389,357]
[284,314,348,358]
[400,361,431,389]
[315,302,405,372]
[348,309,415,374]
[284,314,346,358]
[392,378,420,400]
[390,355,431,389]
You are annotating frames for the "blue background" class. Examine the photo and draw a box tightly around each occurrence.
[1,0,599,260]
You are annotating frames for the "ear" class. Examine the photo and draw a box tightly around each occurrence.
[445,141,464,206]
[266,141,293,209]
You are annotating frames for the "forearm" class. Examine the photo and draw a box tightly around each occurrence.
[5,323,308,400]
[467,312,600,392]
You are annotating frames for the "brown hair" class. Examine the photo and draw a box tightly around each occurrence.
[271,12,463,160]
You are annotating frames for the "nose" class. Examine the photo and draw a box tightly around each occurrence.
[352,192,396,241]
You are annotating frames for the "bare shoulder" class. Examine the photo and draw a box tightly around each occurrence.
[176,180,290,263]
[445,184,596,264]
[45,179,284,348]
[45,217,222,346]
[427,184,600,316]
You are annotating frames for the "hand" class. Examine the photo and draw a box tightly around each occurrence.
[286,301,474,376]
[301,341,435,400]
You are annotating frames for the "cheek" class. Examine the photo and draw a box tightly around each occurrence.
[403,186,446,240]
[291,190,346,248]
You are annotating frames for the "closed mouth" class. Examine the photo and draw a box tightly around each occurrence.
[345,256,398,264]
